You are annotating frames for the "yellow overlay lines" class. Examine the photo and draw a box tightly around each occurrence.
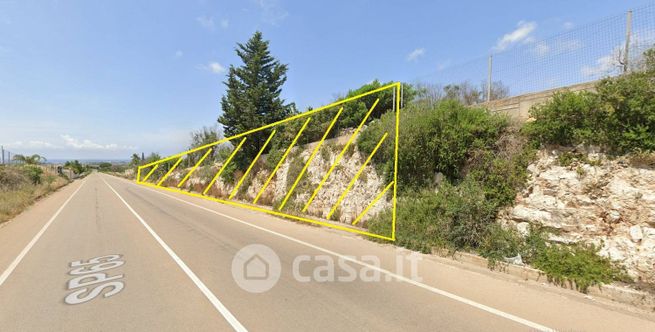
[138,83,399,169]
[178,148,213,188]
[352,181,394,225]
[278,107,343,211]
[136,81,401,241]
[253,117,312,204]
[157,157,184,186]
[203,137,247,195]
[229,130,276,199]
[302,98,380,212]
[142,165,159,182]
[327,132,388,219]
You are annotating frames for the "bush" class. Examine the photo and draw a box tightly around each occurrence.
[531,243,629,293]
[265,147,285,169]
[368,179,498,253]
[525,69,655,154]
[0,166,29,191]
[367,191,447,253]
[467,139,535,207]
[478,224,524,264]
[22,166,43,185]
[523,91,605,147]
[0,165,69,223]
[358,100,508,189]
[478,225,628,292]
[596,72,655,153]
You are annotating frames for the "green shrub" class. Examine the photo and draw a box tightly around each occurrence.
[531,243,629,293]
[478,225,627,292]
[596,72,655,153]
[468,142,535,207]
[22,166,43,185]
[478,224,524,265]
[266,148,285,169]
[525,69,655,154]
[358,100,508,189]
[441,179,499,249]
[285,155,305,191]
[368,179,498,253]
[367,191,447,253]
[220,161,238,184]
[523,91,605,147]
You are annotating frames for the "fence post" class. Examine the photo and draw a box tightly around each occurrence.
[487,55,493,102]
[1,145,4,164]
[392,84,396,113]
[624,10,633,73]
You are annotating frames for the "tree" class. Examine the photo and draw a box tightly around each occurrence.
[64,160,86,175]
[12,154,46,165]
[219,31,293,168]
[186,126,222,166]
[130,153,141,167]
[99,162,112,171]
[439,81,509,105]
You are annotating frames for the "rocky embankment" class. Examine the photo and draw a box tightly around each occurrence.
[499,149,655,284]
[173,138,390,225]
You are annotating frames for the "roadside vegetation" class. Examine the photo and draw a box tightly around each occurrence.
[0,159,70,224]
[127,30,655,292]
[364,48,655,292]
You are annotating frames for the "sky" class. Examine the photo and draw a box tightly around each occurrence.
[1,0,653,160]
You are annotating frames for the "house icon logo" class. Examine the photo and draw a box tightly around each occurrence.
[244,254,269,280]
[232,244,281,293]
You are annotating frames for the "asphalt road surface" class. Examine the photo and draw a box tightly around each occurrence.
[0,172,653,331]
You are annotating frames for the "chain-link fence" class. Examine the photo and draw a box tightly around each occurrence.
[413,3,655,103]
[0,146,18,165]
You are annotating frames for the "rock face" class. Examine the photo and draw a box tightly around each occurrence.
[177,137,391,225]
[498,149,655,283]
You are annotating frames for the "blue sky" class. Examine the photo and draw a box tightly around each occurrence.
[1,0,652,160]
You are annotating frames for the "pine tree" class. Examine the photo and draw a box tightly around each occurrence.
[219,31,293,168]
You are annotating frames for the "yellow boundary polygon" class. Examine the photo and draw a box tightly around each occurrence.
[136,82,400,241]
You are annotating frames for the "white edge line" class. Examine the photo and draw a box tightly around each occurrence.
[0,180,86,286]
[101,177,247,332]
[120,176,554,332]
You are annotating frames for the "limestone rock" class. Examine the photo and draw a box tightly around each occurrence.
[498,149,655,283]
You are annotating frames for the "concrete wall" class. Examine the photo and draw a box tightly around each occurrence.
[481,81,598,122]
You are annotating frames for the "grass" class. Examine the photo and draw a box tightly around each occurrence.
[531,242,630,292]
[0,166,70,224]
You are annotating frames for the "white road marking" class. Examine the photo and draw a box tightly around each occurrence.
[0,180,85,286]
[101,178,247,332]
[119,176,554,332]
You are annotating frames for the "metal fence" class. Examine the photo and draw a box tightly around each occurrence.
[413,3,655,102]
[0,145,18,165]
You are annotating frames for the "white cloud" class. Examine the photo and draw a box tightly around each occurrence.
[220,19,229,29]
[532,39,582,56]
[493,20,537,51]
[174,50,183,58]
[196,15,215,31]
[406,48,425,62]
[256,0,288,25]
[436,60,451,71]
[563,21,575,30]
[581,49,622,77]
[533,43,550,55]
[198,61,226,74]
[60,134,136,150]
[208,62,225,73]
[3,140,60,149]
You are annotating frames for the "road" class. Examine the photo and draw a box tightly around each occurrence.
[0,172,653,331]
